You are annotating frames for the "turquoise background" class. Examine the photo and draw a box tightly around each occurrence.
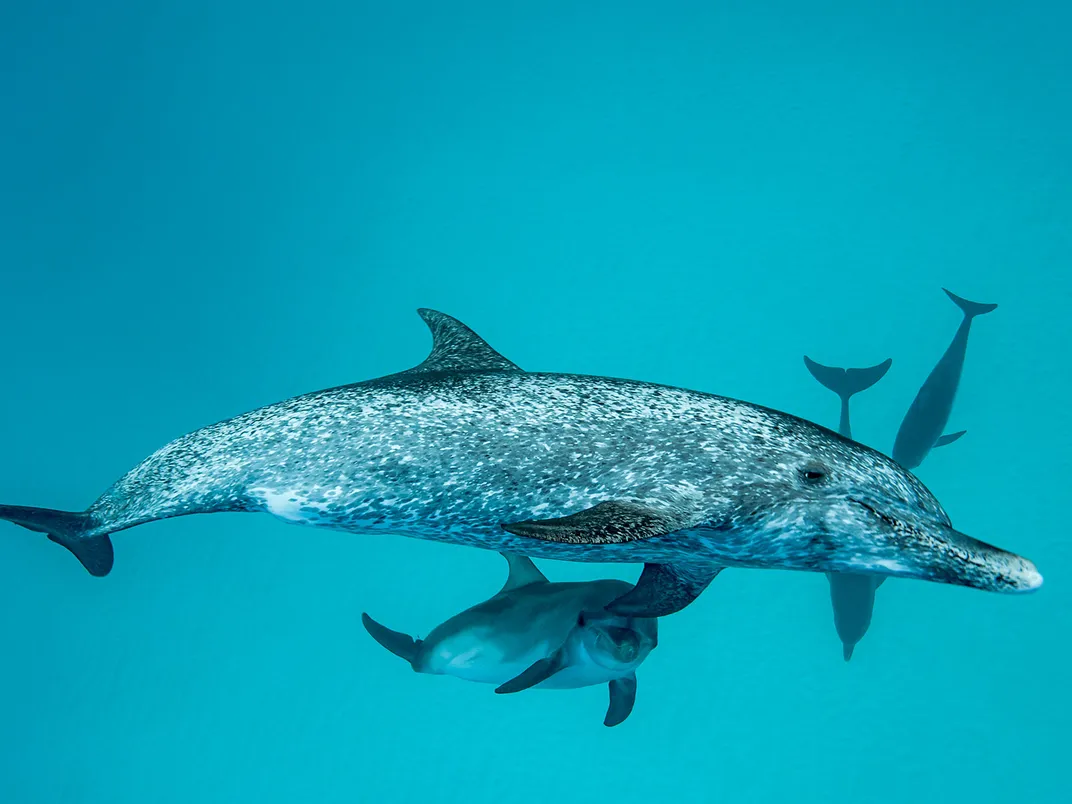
[1,2,1067,802]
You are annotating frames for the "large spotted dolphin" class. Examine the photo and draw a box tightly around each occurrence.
[361,553,657,727]
[0,309,1042,618]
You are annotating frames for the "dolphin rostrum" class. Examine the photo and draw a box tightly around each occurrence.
[804,355,892,661]
[361,553,657,727]
[0,308,1042,618]
[892,289,997,470]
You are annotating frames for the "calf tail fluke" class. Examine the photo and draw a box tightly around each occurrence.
[943,288,998,319]
[0,504,113,576]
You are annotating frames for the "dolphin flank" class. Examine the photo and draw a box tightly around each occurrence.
[0,308,1041,617]
[361,553,657,727]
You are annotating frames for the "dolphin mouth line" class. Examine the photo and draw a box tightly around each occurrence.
[850,498,900,527]
[853,501,896,525]
[849,497,942,533]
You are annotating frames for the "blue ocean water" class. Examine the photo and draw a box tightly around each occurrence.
[1,2,1067,802]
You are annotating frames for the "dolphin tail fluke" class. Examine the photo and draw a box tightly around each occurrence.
[803,356,893,401]
[0,505,113,576]
[943,289,998,319]
[361,613,422,664]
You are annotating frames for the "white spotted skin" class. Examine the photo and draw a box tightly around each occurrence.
[410,579,655,689]
[79,370,1039,591]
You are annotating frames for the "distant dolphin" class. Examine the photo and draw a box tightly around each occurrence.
[361,553,658,727]
[0,308,1041,621]
[804,356,892,660]
[892,289,997,470]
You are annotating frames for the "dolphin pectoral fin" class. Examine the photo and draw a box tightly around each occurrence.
[361,613,422,665]
[501,500,688,545]
[499,552,549,592]
[605,674,638,727]
[494,650,567,694]
[606,563,722,618]
[934,430,967,448]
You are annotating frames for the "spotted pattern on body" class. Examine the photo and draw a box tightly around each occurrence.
[83,370,949,575]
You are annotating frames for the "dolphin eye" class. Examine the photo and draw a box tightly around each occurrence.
[800,463,829,484]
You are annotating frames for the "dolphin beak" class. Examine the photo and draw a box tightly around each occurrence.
[1001,554,1043,592]
[848,498,1043,594]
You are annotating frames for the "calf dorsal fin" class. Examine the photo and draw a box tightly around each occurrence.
[499,553,549,592]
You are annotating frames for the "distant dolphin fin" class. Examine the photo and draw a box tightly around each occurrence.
[494,649,567,694]
[502,500,694,545]
[605,674,638,727]
[401,309,523,375]
[0,504,113,576]
[943,289,998,319]
[605,563,723,618]
[803,356,892,400]
[934,430,967,448]
[499,553,549,592]
[361,613,422,664]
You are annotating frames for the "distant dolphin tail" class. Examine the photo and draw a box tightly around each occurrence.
[0,505,113,576]
[361,613,422,664]
[943,289,998,319]
[803,356,893,401]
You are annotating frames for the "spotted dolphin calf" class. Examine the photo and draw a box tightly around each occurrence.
[892,289,997,470]
[804,356,892,660]
[361,553,657,727]
[0,308,1041,618]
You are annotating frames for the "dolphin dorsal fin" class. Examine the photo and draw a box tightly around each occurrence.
[403,309,523,375]
[500,553,549,592]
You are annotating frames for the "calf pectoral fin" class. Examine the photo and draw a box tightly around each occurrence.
[361,613,422,665]
[501,500,689,545]
[934,430,967,448]
[605,674,638,727]
[495,649,567,694]
[607,563,723,618]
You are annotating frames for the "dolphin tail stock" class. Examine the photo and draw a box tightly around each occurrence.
[361,613,422,664]
[943,289,998,319]
[0,504,113,576]
[803,356,893,401]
